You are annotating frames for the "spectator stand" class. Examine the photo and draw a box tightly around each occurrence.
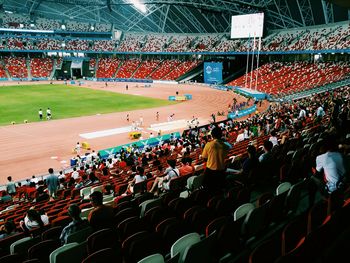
[96,78,153,83]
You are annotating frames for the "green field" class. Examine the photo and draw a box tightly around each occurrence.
[0,84,175,126]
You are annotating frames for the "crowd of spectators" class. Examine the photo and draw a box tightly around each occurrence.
[0,20,348,53]
[92,40,118,52]
[141,34,169,52]
[0,64,7,78]
[4,57,28,79]
[165,60,200,80]
[115,59,141,79]
[0,81,349,261]
[149,59,181,80]
[165,35,194,52]
[30,58,54,78]
[96,58,120,78]
[228,61,350,96]
[0,13,349,53]
[35,18,61,31]
[0,13,113,32]
[95,58,199,80]
[117,33,144,52]
[133,59,161,79]
[190,35,222,52]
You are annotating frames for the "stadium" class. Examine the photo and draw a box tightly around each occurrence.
[0,0,350,262]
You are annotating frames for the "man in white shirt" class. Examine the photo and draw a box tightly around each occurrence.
[38,109,43,120]
[299,107,306,119]
[75,142,81,155]
[310,135,346,206]
[315,138,345,193]
[71,168,80,180]
[236,130,245,142]
[269,131,279,147]
[46,108,52,120]
[316,105,325,117]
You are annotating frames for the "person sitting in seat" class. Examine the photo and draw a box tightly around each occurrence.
[88,191,114,230]
[0,221,18,240]
[125,166,147,194]
[226,145,259,185]
[179,157,195,176]
[149,159,179,195]
[20,208,49,231]
[60,204,90,244]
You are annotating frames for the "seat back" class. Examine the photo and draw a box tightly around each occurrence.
[170,232,201,258]
[0,232,25,257]
[242,202,269,241]
[51,216,71,227]
[233,203,255,221]
[10,236,40,256]
[81,207,94,219]
[181,232,216,263]
[276,182,292,195]
[28,240,59,263]
[90,185,103,194]
[137,253,164,263]
[133,181,147,195]
[42,226,63,241]
[286,179,307,214]
[122,231,162,263]
[281,213,307,255]
[80,187,92,200]
[268,192,288,223]
[0,253,22,263]
[169,176,187,192]
[205,216,228,237]
[249,238,281,263]
[50,242,86,263]
[66,226,93,244]
[139,198,162,218]
[82,248,120,263]
[87,228,120,254]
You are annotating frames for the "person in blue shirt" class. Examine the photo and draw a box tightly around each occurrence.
[46,168,59,198]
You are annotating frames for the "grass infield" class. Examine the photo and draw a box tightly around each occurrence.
[0,84,175,126]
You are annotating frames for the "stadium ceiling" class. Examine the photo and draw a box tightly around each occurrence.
[3,0,350,33]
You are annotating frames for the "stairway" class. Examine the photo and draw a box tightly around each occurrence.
[93,58,98,78]
[26,58,32,80]
[113,60,123,78]
[2,60,11,80]
[130,60,142,78]
[49,58,57,79]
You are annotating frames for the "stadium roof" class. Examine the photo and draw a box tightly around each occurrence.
[2,0,350,33]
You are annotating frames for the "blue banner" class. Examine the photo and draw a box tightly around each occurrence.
[227,105,257,119]
[204,62,223,84]
[98,132,181,159]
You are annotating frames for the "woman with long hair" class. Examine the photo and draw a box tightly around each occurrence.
[20,209,49,231]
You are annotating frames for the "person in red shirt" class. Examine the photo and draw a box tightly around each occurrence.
[88,191,114,230]
[179,158,195,176]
